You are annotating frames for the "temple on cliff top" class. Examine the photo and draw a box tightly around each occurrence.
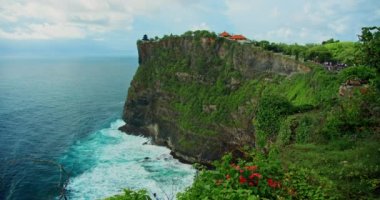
[219,31,248,41]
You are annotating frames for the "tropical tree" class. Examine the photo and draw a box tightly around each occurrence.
[358,26,380,71]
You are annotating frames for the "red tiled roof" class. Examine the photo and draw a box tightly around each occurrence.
[219,31,231,37]
[230,35,247,40]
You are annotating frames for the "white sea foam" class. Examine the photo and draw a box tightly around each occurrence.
[65,119,195,200]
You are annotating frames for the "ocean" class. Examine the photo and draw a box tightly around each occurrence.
[0,57,195,200]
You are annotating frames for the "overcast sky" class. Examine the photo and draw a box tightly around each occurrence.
[0,0,379,57]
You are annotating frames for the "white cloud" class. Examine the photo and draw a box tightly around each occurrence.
[223,0,379,43]
[0,0,378,43]
[191,22,210,31]
[328,17,349,34]
[0,0,168,40]
[271,7,279,18]
[267,27,293,39]
[0,23,85,39]
[0,0,213,40]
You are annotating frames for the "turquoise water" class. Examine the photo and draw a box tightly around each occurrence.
[0,57,195,200]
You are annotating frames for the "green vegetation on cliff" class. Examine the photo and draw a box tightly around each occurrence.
[174,63,379,199]
[105,189,151,200]
[131,30,308,137]
[117,28,380,199]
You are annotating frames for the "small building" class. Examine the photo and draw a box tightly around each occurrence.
[219,31,231,37]
[230,34,247,41]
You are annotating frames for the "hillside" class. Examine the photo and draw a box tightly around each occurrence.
[118,30,380,199]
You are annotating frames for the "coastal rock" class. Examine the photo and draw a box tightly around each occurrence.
[120,35,309,164]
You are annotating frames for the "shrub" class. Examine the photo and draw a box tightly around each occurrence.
[177,152,283,199]
[255,94,293,147]
[339,66,377,83]
[277,113,321,145]
[324,86,379,139]
[282,167,337,199]
[178,151,334,199]
[104,189,151,200]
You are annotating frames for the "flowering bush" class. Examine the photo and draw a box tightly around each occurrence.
[208,153,284,199]
[178,150,333,200]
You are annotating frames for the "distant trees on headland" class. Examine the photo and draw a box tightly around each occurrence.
[138,26,380,71]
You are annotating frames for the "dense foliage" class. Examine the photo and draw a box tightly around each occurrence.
[177,151,337,200]
[105,189,151,200]
[175,65,380,199]
[358,27,380,72]
[255,94,293,147]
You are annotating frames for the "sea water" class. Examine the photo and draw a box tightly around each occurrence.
[0,57,195,200]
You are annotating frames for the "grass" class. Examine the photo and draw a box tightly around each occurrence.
[280,135,380,199]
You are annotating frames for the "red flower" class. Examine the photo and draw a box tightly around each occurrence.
[239,176,247,184]
[245,165,258,171]
[248,182,254,186]
[226,174,230,180]
[239,169,244,173]
[249,173,262,179]
[267,178,280,188]
[235,165,241,171]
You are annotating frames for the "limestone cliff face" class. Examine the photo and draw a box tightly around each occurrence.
[120,35,309,164]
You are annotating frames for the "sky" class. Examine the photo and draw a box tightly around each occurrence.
[0,0,379,57]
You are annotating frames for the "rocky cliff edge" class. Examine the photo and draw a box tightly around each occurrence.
[119,33,309,165]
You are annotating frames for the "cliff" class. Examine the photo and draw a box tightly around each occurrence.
[120,33,310,164]
[115,31,380,199]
